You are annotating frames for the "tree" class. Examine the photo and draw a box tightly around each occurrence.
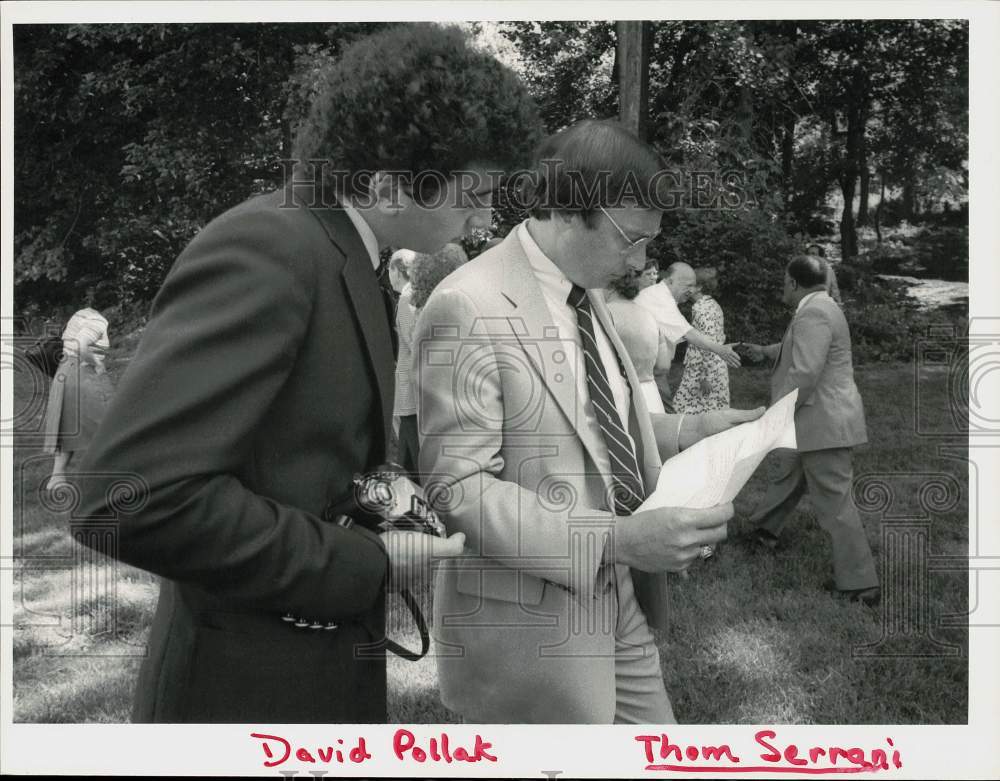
[14,23,387,317]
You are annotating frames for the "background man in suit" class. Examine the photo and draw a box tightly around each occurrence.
[415,119,763,724]
[745,255,879,605]
[75,24,543,723]
[635,261,741,410]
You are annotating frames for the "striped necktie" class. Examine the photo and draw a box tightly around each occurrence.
[567,284,645,516]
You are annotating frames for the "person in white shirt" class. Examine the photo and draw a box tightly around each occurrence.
[389,249,419,477]
[606,261,671,415]
[634,262,740,411]
[42,307,113,489]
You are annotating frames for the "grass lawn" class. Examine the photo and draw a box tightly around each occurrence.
[10,336,968,724]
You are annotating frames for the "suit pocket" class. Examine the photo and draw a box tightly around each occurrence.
[454,565,546,606]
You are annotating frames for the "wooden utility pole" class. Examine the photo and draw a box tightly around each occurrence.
[616,21,652,141]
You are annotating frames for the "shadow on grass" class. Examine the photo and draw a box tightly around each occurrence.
[10,357,969,724]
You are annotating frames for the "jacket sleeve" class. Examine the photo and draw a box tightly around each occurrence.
[414,286,614,602]
[779,305,833,407]
[76,206,387,622]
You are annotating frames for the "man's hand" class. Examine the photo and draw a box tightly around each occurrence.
[679,406,766,450]
[610,503,732,572]
[381,530,466,593]
[740,342,765,363]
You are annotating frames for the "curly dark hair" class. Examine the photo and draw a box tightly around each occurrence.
[292,23,543,204]
[608,269,642,300]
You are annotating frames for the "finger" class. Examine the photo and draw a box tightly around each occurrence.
[728,405,765,423]
[700,524,728,545]
[686,502,734,528]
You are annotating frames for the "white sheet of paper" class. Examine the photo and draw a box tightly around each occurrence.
[638,389,799,511]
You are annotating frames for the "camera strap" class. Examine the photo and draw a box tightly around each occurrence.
[381,589,431,662]
[323,487,433,662]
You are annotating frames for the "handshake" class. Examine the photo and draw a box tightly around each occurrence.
[733,342,769,364]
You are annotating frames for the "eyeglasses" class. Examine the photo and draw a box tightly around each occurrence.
[598,206,660,256]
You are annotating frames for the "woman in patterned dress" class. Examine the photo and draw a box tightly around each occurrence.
[673,267,730,413]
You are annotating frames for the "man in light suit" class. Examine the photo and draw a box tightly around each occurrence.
[745,255,879,605]
[74,24,542,723]
[414,120,764,724]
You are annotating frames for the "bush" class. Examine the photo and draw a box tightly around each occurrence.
[655,206,800,345]
[841,272,962,363]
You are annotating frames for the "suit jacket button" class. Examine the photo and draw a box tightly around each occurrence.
[294,617,310,628]
[324,622,338,630]
[309,620,324,630]
[281,613,296,623]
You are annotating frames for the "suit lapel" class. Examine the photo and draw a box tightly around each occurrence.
[305,192,394,450]
[342,258,395,441]
[498,242,610,481]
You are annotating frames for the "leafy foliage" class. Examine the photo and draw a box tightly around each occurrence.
[14,23,384,318]
[15,21,967,360]
[497,20,967,357]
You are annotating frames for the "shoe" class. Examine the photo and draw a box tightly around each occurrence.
[825,580,881,607]
[748,528,779,551]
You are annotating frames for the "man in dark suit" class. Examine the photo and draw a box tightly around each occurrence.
[76,23,542,723]
[746,255,879,606]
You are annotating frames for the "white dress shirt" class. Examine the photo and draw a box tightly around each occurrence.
[634,281,691,364]
[517,221,636,479]
[394,283,418,417]
[342,203,381,270]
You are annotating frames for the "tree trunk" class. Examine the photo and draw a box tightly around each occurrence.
[837,30,866,261]
[856,99,870,226]
[874,173,885,244]
[839,176,858,259]
[616,21,651,141]
[901,166,916,222]
[858,161,870,226]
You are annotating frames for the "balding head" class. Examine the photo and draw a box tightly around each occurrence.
[782,254,829,307]
[664,261,697,303]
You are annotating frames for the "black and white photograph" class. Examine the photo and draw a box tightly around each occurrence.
[2,1,998,777]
